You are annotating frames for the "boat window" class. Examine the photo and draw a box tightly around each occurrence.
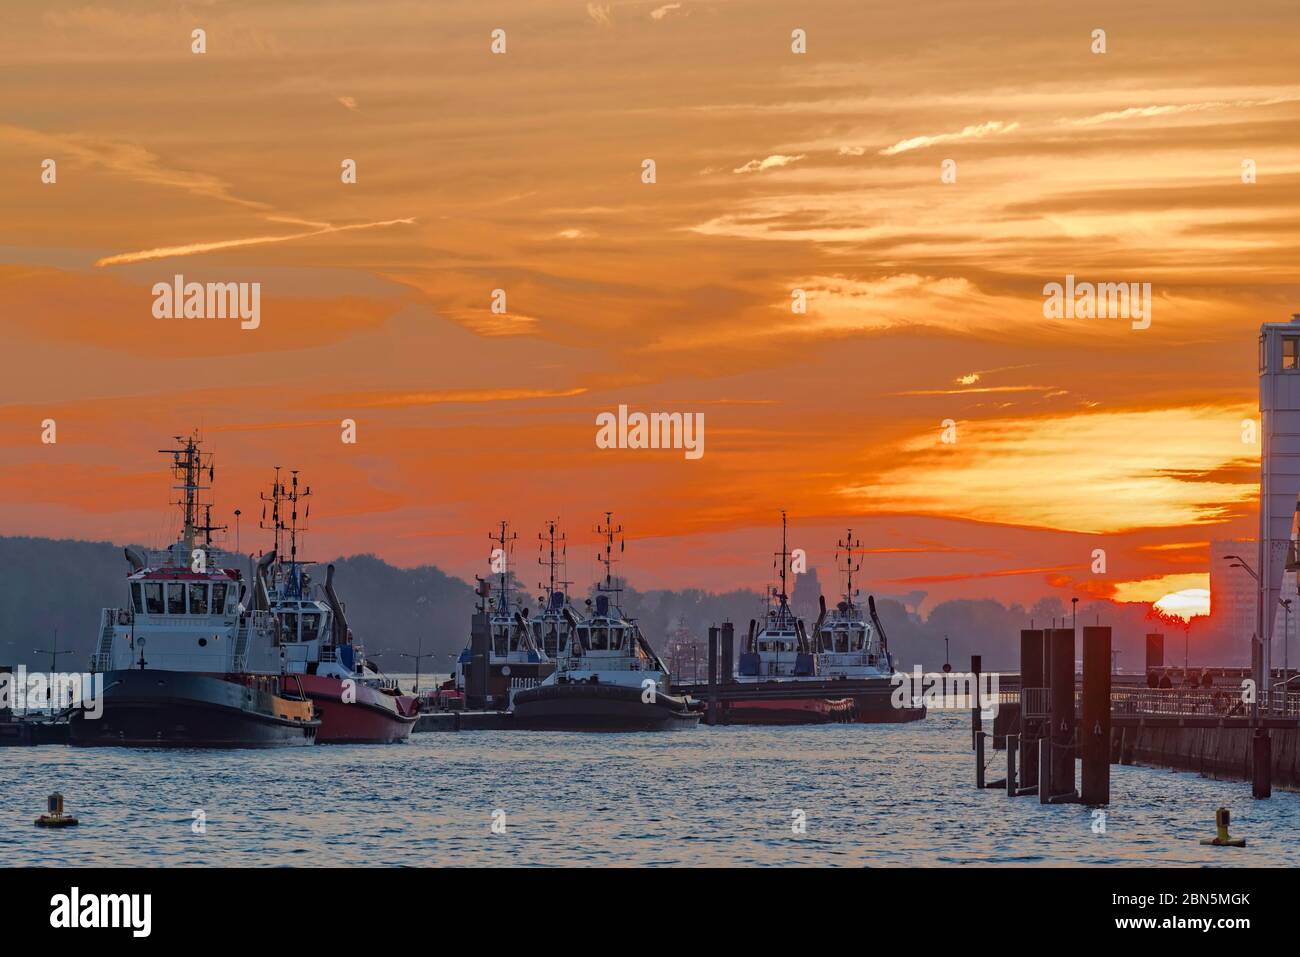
[609,626,623,649]
[280,613,299,643]
[575,626,589,651]
[131,583,144,614]
[1286,336,1300,370]
[212,582,228,613]
[591,626,608,650]
[144,582,164,615]
[167,582,186,615]
[188,583,209,615]
[301,612,321,640]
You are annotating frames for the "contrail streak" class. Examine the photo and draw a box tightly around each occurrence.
[94,217,416,267]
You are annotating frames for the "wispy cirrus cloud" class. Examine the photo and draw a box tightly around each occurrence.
[1060,95,1300,127]
[733,154,805,173]
[879,120,1019,156]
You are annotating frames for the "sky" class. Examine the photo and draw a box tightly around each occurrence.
[1,0,1297,616]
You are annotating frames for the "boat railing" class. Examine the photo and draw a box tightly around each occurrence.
[93,608,122,672]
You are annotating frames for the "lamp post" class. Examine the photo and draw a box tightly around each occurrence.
[1226,554,1263,717]
[399,631,436,695]
[1281,599,1292,699]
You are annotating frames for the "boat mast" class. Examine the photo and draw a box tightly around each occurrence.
[260,467,284,562]
[491,521,517,613]
[260,468,311,597]
[773,509,792,622]
[836,529,863,605]
[159,431,213,559]
[538,520,571,603]
[594,512,624,606]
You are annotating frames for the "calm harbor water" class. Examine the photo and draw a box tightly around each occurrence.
[3,709,1297,867]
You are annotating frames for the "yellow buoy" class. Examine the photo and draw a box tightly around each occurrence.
[35,791,79,828]
[1199,806,1244,847]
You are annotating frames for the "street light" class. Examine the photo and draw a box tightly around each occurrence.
[1226,555,1265,717]
[1280,599,1292,695]
[399,631,436,694]
[1225,555,1258,581]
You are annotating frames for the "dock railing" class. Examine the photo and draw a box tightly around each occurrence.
[998,686,1300,718]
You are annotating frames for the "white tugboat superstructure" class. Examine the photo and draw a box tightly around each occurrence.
[811,529,895,679]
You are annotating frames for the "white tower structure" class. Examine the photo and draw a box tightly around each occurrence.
[1257,313,1300,699]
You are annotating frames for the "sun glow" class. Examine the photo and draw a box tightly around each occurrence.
[1153,588,1211,621]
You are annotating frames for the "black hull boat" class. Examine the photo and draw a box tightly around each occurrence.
[511,680,701,732]
[69,670,318,748]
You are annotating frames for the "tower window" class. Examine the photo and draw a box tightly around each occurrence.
[1284,336,1300,370]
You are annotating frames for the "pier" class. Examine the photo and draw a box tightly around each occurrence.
[981,628,1299,802]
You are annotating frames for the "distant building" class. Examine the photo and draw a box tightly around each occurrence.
[1210,540,1257,651]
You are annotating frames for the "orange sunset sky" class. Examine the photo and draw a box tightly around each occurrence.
[1,0,1297,613]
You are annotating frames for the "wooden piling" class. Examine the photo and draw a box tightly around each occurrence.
[1081,626,1111,805]
[707,625,719,726]
[976,731,986,788]
[1038,736,1051,804]
[469,611,491,710]
[1252,729,1271,799]
[1006,733,1018,794]
[1049,628,1076,799]
[720,622,734,683]
[971,654,982,750]
[1019,629,1043,789]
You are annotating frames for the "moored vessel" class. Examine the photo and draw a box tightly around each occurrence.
[730,513,924,724]
[510,514,701,731]
[261,468,419,744]
[70,433,319,748]
[454,521,555,710]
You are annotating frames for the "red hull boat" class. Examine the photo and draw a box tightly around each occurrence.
[292,673,418,744]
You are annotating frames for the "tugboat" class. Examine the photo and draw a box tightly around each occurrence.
[811,530,895,678]
[736,511,817,683]
[260,469,419,744]
[730,513,923,724]
[511,514,700,731]
[454,521,554,710]
[70,433,319,748]
[809,530,923,723]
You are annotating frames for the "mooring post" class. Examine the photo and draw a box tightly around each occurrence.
[971,654,982,750]
[720,621,735,685]
[469,610,490,710]
[1049,628,1076,800]
[1006,733,1017,795]
[1252,729,1272,799]
[1038,736,1051,804]
[718,621,734,725]
[1081,626,1112,805]
[1019,629,1043,791]
[706,625,719,726]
